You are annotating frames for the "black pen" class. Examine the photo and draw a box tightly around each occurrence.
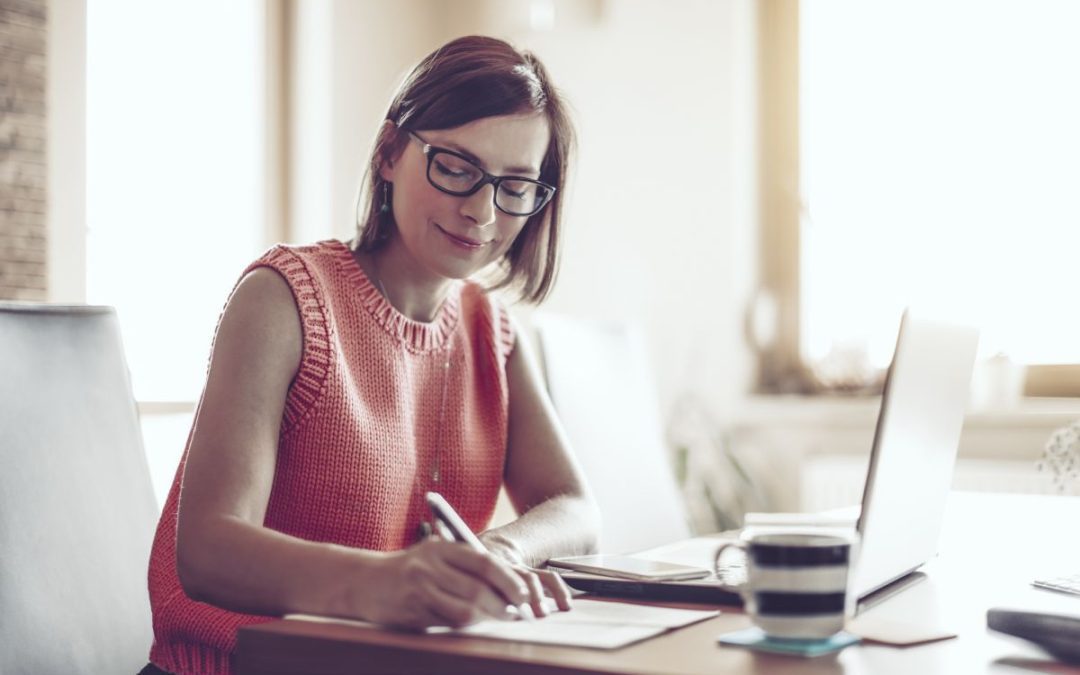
[425,491,535,621]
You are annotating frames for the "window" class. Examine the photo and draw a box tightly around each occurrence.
[86,0,272,502]
[760,0,1080,397]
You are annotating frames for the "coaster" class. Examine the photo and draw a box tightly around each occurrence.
[718,627,861,657]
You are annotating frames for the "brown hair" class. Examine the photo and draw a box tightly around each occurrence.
[354,36,574,304]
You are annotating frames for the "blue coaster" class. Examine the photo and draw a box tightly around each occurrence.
[718,627,861,657]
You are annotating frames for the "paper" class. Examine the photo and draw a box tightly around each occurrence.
[848,614,957,646]
[287,598,719,650]
[539,598,718,628]
[457,618,663,649]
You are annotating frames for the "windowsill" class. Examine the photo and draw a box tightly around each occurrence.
[725,395,1078,511]
[137,401,197,415]
[733,394,1080,430]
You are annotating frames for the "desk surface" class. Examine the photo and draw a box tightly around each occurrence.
[235,492,1080,674]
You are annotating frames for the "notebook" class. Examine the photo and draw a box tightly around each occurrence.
[287,598,719,650]
[555,309,979,607]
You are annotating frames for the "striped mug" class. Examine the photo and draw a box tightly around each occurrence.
[715,531,858,640]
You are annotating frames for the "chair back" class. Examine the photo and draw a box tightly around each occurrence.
[0,303,157,674]
[532,313,692,554]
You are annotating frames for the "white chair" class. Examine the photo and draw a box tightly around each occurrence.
[532,312,692,554]
[0,304,158,674]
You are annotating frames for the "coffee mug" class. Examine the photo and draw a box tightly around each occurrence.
[715,531,858,640]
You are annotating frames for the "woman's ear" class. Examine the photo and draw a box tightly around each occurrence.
[378,119,401,182]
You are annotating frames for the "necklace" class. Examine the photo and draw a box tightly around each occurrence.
[372,270,453,492]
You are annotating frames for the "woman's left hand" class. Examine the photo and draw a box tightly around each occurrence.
[480,533,574,617]
[509,564,573,617]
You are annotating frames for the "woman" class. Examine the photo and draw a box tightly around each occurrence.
[142,35,600,675]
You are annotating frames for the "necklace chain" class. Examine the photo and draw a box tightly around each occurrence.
[372,272,452,489]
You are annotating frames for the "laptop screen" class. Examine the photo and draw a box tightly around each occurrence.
[851,310,979,598]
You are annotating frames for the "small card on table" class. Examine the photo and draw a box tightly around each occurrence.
[847,614,957,646]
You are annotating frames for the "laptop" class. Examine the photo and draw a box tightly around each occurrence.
[555,309,979,608]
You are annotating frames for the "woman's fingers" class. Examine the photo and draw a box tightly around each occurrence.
[388,539,580,629]
[402,539,527,624]
[533,567,574,611]
[421,577,509,627]
[508,566,574,616]
[391,578,484,630]
[428,558,518,622]
[514,566,549,617]
[439,542,530,608]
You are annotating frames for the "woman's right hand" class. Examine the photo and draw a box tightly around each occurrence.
[362,538,532,630]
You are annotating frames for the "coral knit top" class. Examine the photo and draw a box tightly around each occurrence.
[146,240,515,675]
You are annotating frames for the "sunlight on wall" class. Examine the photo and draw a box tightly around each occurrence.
[86,0,266,402]
[801,0,1080,368]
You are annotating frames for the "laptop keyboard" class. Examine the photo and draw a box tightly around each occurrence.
[1033,574,1080,596]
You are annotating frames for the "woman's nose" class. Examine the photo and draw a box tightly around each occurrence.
[459,183,497,227]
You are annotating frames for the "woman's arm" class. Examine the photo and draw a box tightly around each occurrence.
[175,268,529,628]
[480,315,602,569]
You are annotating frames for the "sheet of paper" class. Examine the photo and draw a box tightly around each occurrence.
[287,598,719,650]
[539,598,718,629]
[458,619,664,649]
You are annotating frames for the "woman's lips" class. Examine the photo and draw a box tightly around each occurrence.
[435,223,490,250]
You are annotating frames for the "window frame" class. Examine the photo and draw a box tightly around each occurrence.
[76,0,287,414]
[757,0,1080,399]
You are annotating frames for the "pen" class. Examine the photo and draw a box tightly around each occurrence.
[425,491,536,621]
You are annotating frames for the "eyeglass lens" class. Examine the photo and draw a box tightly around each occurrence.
[429,151,552,216]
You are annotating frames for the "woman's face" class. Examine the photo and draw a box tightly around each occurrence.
[380,113,551,282]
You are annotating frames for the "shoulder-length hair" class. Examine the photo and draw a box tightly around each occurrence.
[354,35,575,304]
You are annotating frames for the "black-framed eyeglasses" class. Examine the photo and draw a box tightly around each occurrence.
[408,132,556,218]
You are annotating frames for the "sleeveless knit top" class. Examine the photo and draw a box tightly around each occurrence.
[146,240,515,675]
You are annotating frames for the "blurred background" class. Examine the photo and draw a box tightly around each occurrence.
[4,0,1079,527]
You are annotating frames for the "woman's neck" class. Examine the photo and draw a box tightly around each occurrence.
[353,237,455,323]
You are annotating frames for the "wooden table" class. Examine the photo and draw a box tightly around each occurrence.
[236,492,1080,674]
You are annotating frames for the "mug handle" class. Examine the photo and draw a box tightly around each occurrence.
[714,540,749,590]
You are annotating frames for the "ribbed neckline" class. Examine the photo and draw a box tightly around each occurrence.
[329,239,461,353]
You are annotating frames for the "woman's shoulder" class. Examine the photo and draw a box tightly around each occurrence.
[458,281,505,323]
[232,266,297,313]
[459,282,517,361]
[226,267,301,336]
[211,266,303,383]
[239,239,358,312]
[249,239,350,272]
[217,241,342,361]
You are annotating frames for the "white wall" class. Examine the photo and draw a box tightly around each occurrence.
[489,1,760,425]
[287,0,435,244]
[287,0,334,245]
[329,0,435,244]
[46,0,87,303]
[298,0,761,425]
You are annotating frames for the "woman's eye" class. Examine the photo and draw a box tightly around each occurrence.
[500,184,530,200]
[434,160,469,178]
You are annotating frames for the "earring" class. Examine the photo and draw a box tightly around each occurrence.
[379,182,391,214]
